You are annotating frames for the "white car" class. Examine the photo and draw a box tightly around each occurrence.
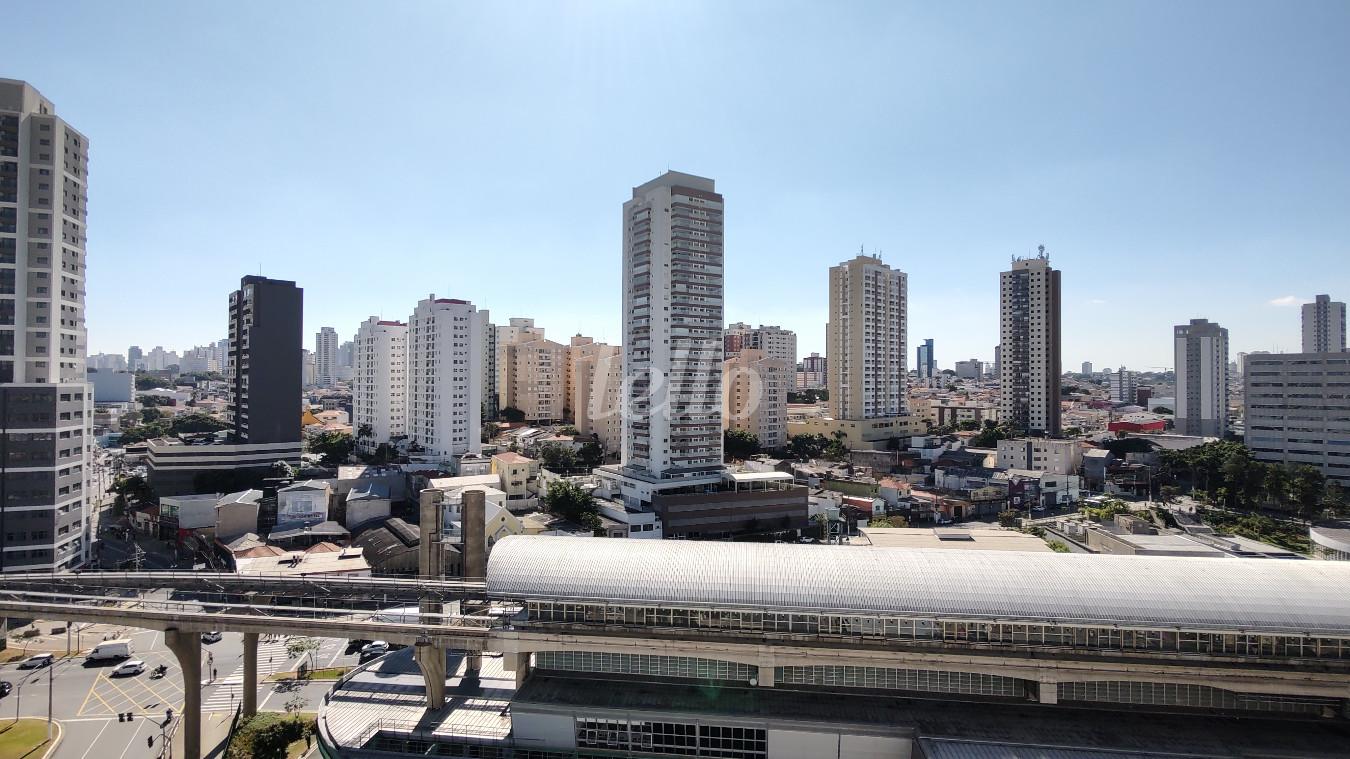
[360,641,390,656]
[18,654,53,669]
[112,660,145,677]
[200,631,222,643]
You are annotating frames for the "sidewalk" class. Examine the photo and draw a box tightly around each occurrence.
[171,709,235,759]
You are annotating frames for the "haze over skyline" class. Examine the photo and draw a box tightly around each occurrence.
[6,1,1348,370]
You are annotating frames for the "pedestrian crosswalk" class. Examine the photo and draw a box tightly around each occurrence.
[200,636,293,712]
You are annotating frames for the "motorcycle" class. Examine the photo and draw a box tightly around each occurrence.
[150,664,168,680]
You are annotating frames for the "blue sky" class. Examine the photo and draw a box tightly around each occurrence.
[5,1,1349,370]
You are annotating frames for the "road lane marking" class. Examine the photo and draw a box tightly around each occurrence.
[77,717,114,759]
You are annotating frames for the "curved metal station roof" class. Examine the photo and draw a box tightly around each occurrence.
[487,535,1350,635]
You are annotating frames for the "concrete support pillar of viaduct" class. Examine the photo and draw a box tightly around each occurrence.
[755,648,775,687]
[503,651,531,688]
[163,628,202,759]
[242,632,259,718]
[414,642,447,709]
[1038,676,1059,704]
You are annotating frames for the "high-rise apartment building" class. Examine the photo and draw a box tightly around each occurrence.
[999,251,1061,436]
[315,326,338,388]
[723,348,792,449]
[1173,318,1229,438]
[796,352,827,390]
[1109,366,1137,403]
[1302,294,1346,354]
[481,312,498,422]
[408,295,484,460]
[0,80,92,572]
[572,342,622,455]
[127,345,143,371]
[353,316,408,453]
[827,255,907,420]
[228,276,303,444]
[1245,352,1350,485]
[1081,361,1093,375]
[621,171,724,483]
[916,338,935,379]
[495,318,543,396]
[724,323,796,365]
[502,335,566,422]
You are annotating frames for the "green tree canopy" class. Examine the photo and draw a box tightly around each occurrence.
[500,406,526,423]
[538,442,579,472]
[724,428,760,461]
[308,431,355,467]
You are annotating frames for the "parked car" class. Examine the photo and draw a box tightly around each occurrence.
[200,631,222,643]
[360,641,390,657]
[18,654,53,669]
[0,681,11,697]
[112,660,146,677]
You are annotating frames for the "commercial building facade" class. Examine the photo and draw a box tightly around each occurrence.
[352,317,407,453]
[1174,318,1229,437]
[0,80,93,571]
[999,252,1061,436]
[916,338,935,379]
[1244,352,1350,485]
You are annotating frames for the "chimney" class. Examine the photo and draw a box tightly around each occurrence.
[418,488,443,580]
[462,489,486,581]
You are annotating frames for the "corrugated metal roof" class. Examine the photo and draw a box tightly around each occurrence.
[918,738,1187,759]
[486,535,1350,634]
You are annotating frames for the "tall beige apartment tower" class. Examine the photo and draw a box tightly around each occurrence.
[999,251,1061,436]
[827,254,908,420]
[352,316,408,453]
[1302,294,1346,353]
[723,348,792,449]
[621,171,724,483]
[572,342,623,455]
[0,79,93,571]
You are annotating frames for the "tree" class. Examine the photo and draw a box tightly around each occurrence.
[787,434,830,460]
[307,430,355,467]
[868,516,895,528]
[577,441,604,469]
[110,474,155,506]
[543,480,597,525]
[824,431,849,460]
[1151,406,1174,415]
[283,693,308,719]
[956,419,981,431]
[1290,465,1326,519]
[538,442,578,472]
[970,422,1011,448]
[724,429,760,461]
[1322,481,1346,516]
[997,509,1020,528]
[1159,485,1180,505]
[285,636,321,671]
[357,423,374,441]
[501,406,526,423]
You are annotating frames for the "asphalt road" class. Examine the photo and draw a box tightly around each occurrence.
[1,627,358,759]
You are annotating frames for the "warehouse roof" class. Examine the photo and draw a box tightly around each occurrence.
[486,535,1350,634]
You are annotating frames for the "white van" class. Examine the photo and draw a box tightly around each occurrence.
[86,639,133,661]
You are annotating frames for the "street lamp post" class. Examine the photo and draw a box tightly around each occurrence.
[46,656,53,740]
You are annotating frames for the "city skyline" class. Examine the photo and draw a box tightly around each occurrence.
[6,2,1349,369]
